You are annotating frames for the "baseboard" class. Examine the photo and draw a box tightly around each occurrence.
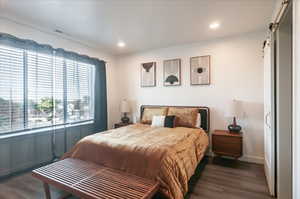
[239,155,264,164]
[207,151,264,164]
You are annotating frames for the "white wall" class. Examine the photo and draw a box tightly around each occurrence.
[0,17,120,129]
[293,1,300,199]
[116,31,265,163]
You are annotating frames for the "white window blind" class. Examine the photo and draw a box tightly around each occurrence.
[0,45,24,133]
[53,55,65,125]
[0,45,95,134]
[28,51,54,128]
[78,62,94,121]
[66,60,94,123]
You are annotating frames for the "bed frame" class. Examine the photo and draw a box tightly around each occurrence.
[140,105,210,133]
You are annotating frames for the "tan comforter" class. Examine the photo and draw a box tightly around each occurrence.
[63,124,209,199]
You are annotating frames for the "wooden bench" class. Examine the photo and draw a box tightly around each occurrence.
[32,158,159,199]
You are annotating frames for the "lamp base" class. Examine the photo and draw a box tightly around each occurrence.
[228,124,242,133]
[121,113,130,124]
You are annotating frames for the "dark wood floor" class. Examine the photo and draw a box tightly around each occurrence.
[0,157,273,199]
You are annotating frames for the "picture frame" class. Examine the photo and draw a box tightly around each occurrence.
[163,58,181,86]
[190,55,211,85]
[141,62,156,87]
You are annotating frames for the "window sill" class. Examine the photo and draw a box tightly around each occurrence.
[0,120,94,141]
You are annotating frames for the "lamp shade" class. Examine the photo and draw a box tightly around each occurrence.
[227,99,242,118]
[120,99,130,113]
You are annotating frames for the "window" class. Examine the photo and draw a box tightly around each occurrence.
[28,51,56,128]
[66,60,94,123]
[0,45,95,134]
[0,46,24,133]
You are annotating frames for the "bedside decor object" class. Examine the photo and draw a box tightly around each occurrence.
[163,59,181,86]
[212,130,243,159]
[190,55,210,85]
[141,62,156,87]
[227,99,242,133]
[120,99,130,123]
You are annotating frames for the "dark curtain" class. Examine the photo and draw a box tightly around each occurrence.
[94,60,107,132]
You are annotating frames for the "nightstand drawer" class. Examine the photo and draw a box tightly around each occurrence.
[212,130,243,158]
[212,141,242,155]
[212,135,241,145]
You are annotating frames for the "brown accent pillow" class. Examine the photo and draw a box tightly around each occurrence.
[141,107,168,124]
[167,107,198,128]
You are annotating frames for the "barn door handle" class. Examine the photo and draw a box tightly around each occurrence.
[265,112,271,128]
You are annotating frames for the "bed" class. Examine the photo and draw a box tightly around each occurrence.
[63,105,210,199]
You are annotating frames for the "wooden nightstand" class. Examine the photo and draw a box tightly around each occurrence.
[114,122,133,129]
[212,130,243,159]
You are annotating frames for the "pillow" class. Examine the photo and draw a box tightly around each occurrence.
[164,115,176,128]
[151,116,166,127]
[151,115,176,128]
[195,113,202,128]
[167,107,198,128]
[141,107,168,124]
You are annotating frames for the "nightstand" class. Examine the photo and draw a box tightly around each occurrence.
[114,122,133,129]
[212,130,243,159]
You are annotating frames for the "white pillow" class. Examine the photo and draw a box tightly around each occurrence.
[151,116,166,127]
[195,113,202,128]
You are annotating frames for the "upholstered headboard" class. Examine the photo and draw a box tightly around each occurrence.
[140,105,210,132]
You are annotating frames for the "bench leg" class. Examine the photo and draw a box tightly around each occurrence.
[43,183,51,199]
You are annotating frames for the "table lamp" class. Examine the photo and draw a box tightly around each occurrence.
[120,99,130,123]
[227,99,242,133]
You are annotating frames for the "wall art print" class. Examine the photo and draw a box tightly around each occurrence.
[141,62,156,87]
[190,55,210,85]
[163,58,181,86]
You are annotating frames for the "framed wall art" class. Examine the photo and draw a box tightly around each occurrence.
[190,55,211,85]
[141,62,156,87]
[163,58,181,86]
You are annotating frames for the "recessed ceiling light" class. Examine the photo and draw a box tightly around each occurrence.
[209,22,220,30]
[117,41,126,48]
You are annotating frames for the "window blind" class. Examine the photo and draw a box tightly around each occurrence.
[0,45,95,134]
[66,60,94,123]
[0,45,24,133]
[53,55,65,125]
[27,51,54,128]
[78,62,94,121]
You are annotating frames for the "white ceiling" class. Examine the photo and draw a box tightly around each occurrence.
[0,0,275,55]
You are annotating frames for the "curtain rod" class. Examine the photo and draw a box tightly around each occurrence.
[269,0,290,32]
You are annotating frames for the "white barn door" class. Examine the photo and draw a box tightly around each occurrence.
[263,38,276,196]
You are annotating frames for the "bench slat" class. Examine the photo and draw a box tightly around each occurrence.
[32,158,159,199]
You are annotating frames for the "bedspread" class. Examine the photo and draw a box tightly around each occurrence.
[63,124,208,199]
